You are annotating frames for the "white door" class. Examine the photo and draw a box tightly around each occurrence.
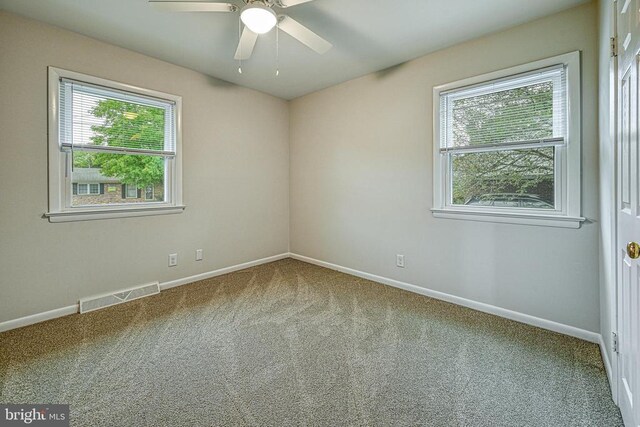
[617,1,640,425]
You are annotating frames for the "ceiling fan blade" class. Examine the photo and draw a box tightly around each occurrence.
[234,27,259,60]
[149,1,237,12]
[278,16,332,54]
[275,0,315,8]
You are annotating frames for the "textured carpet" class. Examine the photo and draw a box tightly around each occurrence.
[0,259,623,426]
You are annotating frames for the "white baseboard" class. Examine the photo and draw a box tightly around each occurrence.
[0,251,602,346]
[0,253,290,333]
[0,305,78,333]
[159,253,290,290]
[290,253,601,344]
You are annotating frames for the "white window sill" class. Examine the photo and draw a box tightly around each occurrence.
[431,208,585,229]
[45,205,186,223]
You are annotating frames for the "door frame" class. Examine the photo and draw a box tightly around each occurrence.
[610,0,620,405]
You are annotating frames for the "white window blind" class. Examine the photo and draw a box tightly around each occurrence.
[59,78,176,156]
[439,65,567,153]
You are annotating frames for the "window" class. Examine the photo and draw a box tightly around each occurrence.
[46,67,184,222]
[145,186,154,201]
[432,52,583,228]
[75,183,100,195]
[125,185,139,199]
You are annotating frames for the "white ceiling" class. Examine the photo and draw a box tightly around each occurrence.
[0,0,588,99]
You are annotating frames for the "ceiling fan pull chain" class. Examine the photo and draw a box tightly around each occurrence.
[238,16,243,74]
[276,22,280,77]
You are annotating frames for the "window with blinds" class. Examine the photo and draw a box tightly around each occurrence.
[438,65,568,211]
[47,67,183,221]
[57,77,176,208]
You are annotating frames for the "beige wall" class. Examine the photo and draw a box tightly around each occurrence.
[290,3,600,332]
[0,11,290,323]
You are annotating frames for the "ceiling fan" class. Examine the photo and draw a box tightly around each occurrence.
[149,0,332,62]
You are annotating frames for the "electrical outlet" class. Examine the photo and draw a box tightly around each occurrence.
[195,249,203,261]
[168,253,178,267]
[396,254,405,268]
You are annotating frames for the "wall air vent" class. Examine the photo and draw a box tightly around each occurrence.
[79,282,160,314]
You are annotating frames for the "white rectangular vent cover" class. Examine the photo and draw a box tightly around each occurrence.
[79,282,160,314]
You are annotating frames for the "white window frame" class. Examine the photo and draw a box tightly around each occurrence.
[77,183,88,195]
[431,51,584,228]
[46,67,184,222]
[76,183,100,196]
[125,184,139,199]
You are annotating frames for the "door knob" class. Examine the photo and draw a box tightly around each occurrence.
[627,242,640,259]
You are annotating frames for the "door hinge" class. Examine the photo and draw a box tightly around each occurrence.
[611,36,618,57]
[612,332,619,353]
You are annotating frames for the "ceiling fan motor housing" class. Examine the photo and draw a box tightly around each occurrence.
[241,2,278,34]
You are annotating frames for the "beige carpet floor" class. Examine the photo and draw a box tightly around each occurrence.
[0,259,623,426]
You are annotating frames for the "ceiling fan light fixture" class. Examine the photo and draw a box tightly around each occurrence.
[240,3,277,34]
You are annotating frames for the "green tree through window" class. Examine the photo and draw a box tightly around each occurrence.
[76,99,165,188]
[449,82,556,206]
